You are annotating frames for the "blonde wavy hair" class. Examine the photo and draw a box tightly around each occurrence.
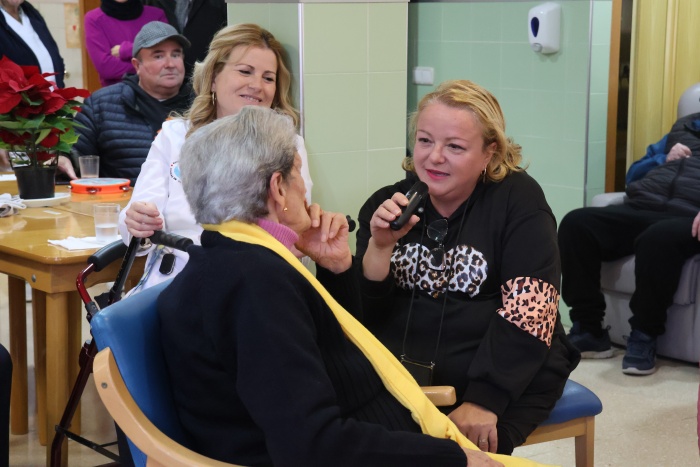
[185,23,298,137]
[405,80,524,183]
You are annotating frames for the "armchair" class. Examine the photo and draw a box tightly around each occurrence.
[592,192,700,363]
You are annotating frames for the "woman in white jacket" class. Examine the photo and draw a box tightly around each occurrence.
[119,23,312,290]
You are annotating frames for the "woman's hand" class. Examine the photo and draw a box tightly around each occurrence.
[449,402,499,453]
[111,44,121,58]
[369,191,420,250]
[462,448,504,467]
[362,191,420,281]
[296,204,352,274]
[124,201,163,238]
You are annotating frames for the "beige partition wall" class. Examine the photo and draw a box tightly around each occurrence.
[227,0,409,250]
[628,0,700,164]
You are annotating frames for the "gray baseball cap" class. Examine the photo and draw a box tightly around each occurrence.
[133,21,191,57]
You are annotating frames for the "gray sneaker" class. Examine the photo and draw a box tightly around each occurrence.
[622,329,657,375]
[566,322,614,359]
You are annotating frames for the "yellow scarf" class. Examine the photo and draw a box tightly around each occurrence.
[203,220,554,467]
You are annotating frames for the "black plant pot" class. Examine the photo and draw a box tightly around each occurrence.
[14,165,56,200]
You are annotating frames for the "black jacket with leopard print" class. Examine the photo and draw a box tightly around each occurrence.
[355,172,580,449]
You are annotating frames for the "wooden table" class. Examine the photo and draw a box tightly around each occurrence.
[0,184,142,466]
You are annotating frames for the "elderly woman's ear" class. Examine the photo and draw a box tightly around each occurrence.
[267,171,288,219]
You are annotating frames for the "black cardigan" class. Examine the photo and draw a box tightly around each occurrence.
[0,1,65,87]
[158,231,467,467]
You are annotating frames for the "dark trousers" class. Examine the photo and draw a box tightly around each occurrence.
[558,204,700,337]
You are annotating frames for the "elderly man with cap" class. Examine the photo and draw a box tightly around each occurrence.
[62,21,193,184]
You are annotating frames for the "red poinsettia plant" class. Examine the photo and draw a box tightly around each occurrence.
[0,56,90,168]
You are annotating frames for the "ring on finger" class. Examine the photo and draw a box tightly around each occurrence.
[478,438,487,444]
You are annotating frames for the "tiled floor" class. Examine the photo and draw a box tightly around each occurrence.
[513,350,699,466]
[1,272,698,466]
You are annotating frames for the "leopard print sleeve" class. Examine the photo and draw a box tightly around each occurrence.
[497,277,559,347]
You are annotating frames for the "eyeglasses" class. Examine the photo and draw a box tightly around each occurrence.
[426,218,448,271]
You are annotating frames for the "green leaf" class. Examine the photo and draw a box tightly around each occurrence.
[0,121,25,130]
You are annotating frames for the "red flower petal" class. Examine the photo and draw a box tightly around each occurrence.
[0,93,21,114]
[58,87,90,99]
[39,131,59,148]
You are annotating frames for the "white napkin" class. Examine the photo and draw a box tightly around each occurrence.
[48,236,118,251]
[0,193,26,217]
[0,174,16,182]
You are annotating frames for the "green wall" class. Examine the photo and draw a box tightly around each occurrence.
[587,0,613,204]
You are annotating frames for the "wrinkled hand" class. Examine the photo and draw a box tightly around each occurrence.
[124,201,163,238]
[111,44,121,58]
[369,191,421,250]
[57,155,77,180]
[462,448,504,467]
[693,211,700,241]
[448,402,499,453]
[296,204,352,274]
[666,143,691,162]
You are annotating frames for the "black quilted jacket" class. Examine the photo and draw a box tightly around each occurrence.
[626,113,700,216]
[72,75,193,184]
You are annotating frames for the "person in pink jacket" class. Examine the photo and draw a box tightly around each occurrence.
[84,0,168,87]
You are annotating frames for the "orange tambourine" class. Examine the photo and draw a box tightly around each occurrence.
[70,178,131,194]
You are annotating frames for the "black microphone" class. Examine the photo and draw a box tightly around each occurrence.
[389,181,428,231]
[346,215,357,232]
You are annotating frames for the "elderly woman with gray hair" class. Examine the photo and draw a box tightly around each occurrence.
[156,105,532,467]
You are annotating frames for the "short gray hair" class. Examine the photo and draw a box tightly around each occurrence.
[180,106,297,224]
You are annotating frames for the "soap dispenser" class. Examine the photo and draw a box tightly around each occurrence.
[528,2,561,54]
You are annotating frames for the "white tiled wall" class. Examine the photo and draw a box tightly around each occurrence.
[32,0,84,89]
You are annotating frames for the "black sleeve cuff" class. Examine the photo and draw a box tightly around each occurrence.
[463,381,511,418]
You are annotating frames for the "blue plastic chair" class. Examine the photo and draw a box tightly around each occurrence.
[521,379,603,467]
[90,280,239,467]
[424,378,602,467]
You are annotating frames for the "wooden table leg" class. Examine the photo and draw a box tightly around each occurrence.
[8,277,27,435]
[32,290,47,446]
[45,291,70,467]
